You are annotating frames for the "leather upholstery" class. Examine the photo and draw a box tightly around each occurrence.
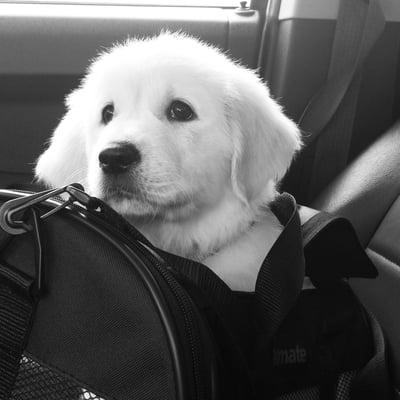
[311,122,400,388]
[312,122,400,247]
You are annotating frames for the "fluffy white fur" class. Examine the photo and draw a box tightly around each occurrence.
[35,33,301,291]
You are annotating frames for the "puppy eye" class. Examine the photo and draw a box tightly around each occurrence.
[167,100,196,122]
[101,103,114,125]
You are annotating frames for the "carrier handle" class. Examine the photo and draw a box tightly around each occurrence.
[0,208,45,297]
[0,208,44,399]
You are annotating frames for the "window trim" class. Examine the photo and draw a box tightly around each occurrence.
[2,0,245,8]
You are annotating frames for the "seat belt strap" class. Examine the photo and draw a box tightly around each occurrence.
[299,0,385,142]
[294,0,385,202]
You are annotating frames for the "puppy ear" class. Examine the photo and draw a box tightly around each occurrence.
[35,89,87,188]
[228,69,301,206]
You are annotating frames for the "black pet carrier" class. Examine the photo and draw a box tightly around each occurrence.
[0,185,393,400]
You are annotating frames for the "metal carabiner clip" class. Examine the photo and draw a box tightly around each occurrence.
[0,183,87,235]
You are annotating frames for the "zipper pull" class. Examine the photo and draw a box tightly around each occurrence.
[65,185,102,211]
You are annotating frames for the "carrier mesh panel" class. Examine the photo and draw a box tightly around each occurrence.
[10,355,106,400]
[275,369,357,400]
[276,386,320,400]
[335,370,357,400]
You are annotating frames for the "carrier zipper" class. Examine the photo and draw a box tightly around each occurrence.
[103,232,207,400]
[123,241,206,400]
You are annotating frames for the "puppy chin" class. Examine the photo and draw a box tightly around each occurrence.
[107,194,197,222]
[91,183,153,219]
[107,196,157,219]
[91,180,194,223]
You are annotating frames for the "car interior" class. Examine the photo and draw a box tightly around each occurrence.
[0,0,399,397]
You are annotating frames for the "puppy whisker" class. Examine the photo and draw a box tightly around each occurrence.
[63,168,86,186]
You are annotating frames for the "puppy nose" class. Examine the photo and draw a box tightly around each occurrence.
[99,143,141,174]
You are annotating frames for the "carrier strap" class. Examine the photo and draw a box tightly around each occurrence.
[0,280,37,399]
[0,211,42,399]
[255,193,304,340]
[302,211,378,285]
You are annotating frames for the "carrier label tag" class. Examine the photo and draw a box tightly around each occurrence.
[273,346,307,366]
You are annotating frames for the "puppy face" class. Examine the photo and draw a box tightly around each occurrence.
[36,33,301,224]
[84,52,233,221]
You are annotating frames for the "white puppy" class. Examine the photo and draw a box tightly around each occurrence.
[35,33,301,291]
